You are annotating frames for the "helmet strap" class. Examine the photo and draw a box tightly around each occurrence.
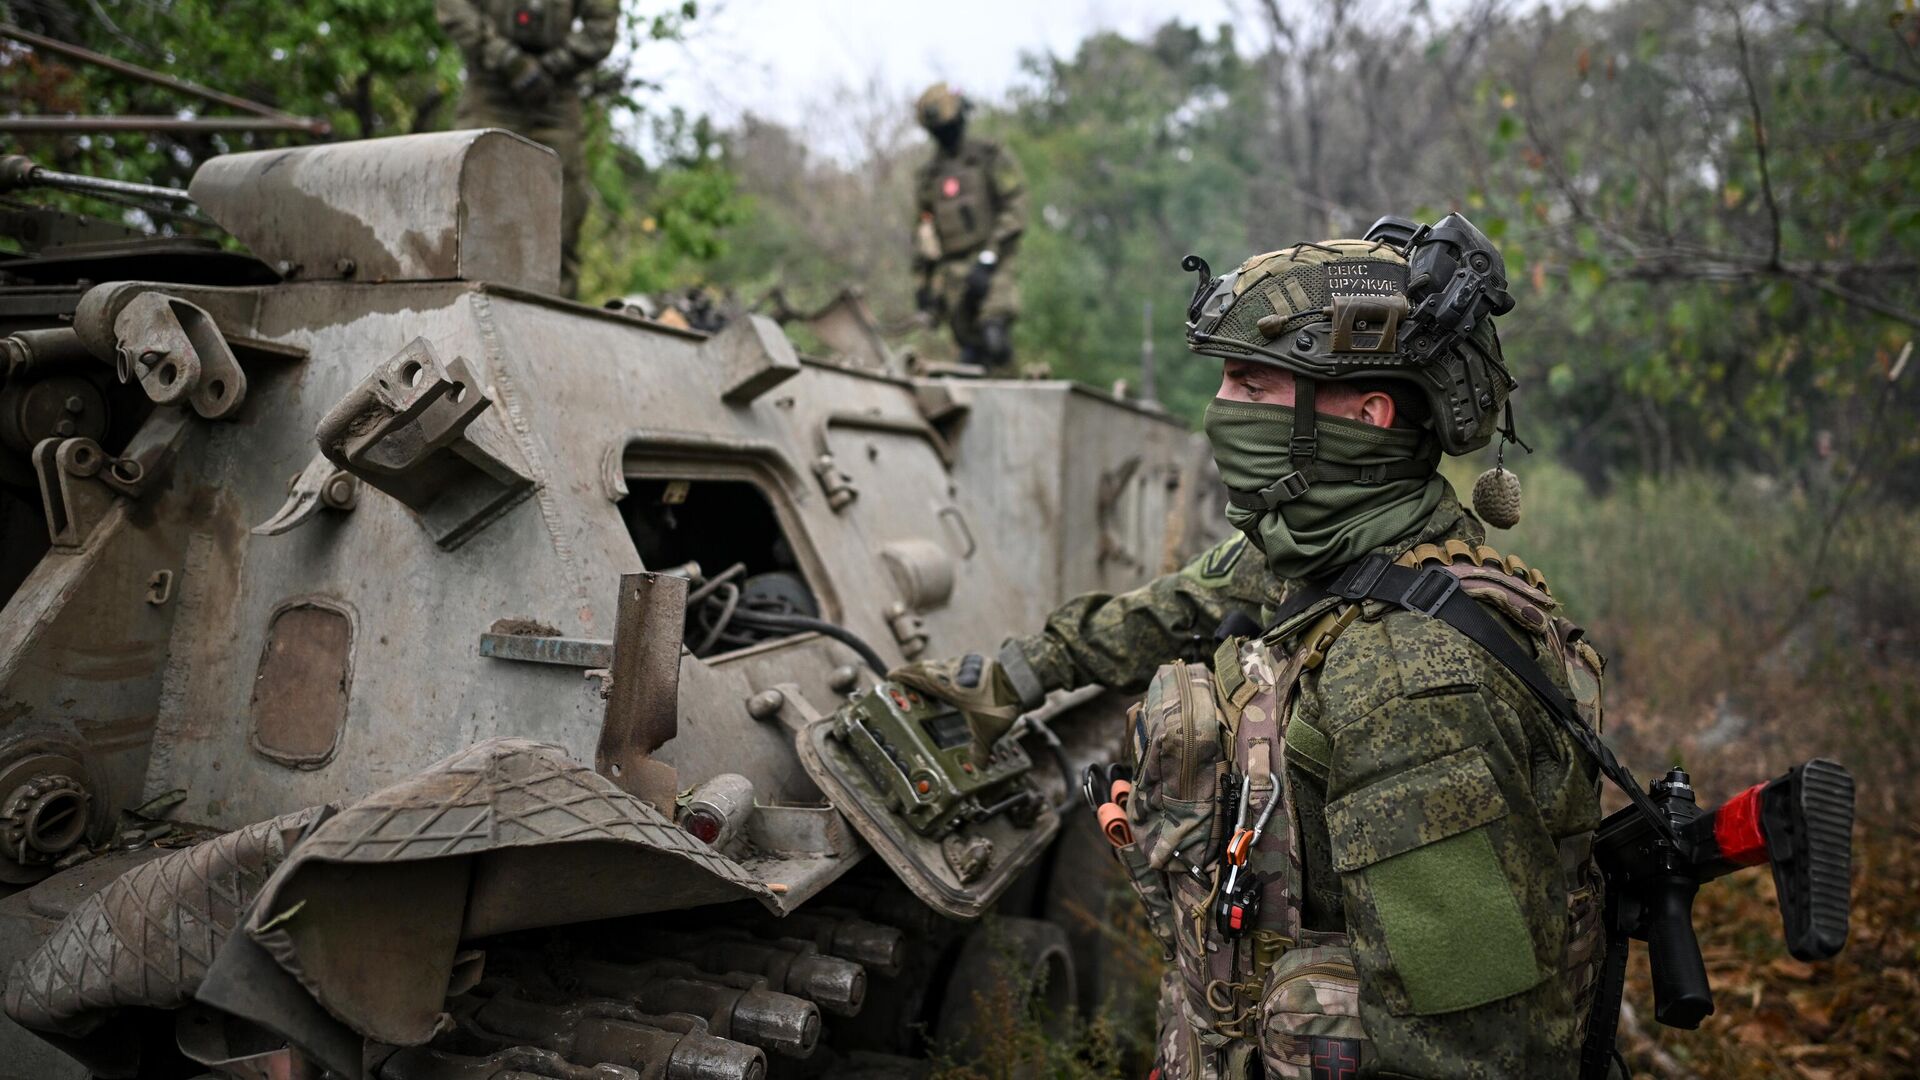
[1290,375,1319,478]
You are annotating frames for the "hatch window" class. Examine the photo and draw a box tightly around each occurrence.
[619,477,822,659]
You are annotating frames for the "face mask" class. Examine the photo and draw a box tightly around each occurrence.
[1204,399,1444,580]
[929,119,965,150]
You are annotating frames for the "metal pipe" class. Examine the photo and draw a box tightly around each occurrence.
[0,115,322,134]
[0,155,192,203]
[0,23,329,134]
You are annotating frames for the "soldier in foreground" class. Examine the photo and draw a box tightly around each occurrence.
[897,216,1609,1076]
[911,82,1027,368]
[436,0,617,295]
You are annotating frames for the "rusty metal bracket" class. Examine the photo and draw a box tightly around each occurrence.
[106,291,248,419]
[599,572,689,810]
[30,404,193,548]
[33,438,118,549]
[315,337,536,550]
[251,452,358,536]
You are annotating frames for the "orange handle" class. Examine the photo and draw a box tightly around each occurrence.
[1226,829,1253,865]
[1109,778,1133,809]
[1098,801,1133,847]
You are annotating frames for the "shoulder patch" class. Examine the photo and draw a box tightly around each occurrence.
[1188,535,1247,583]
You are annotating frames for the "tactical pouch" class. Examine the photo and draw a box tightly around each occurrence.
[929,150,996,255]
[1257,932,1372,1080]
[1127,660,1231,1036]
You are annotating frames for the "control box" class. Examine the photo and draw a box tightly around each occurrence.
[830,680,1032,838]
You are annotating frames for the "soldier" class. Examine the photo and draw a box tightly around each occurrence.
[436,0,617,295]
[895,217,1610,1077]
[911,82,1027,368]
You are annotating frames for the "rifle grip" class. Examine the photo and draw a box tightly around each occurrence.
[1646,877,1714,1028]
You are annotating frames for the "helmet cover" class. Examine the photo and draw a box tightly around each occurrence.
[1182,213,1517,455]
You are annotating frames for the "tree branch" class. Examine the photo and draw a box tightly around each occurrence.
[1787,269,1920,331]
[1804,0,1920,90]
[1730,4,1783,268]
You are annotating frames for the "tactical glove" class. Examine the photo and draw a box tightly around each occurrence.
[538,47,577,81]
[963,257,996,304]
[914,284,937,315]
[890,652,1022,766]
[506,52,555,103]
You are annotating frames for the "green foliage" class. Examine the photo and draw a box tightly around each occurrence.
[577,108,745,299]
[1000,24,1256,420]
[1,0,465,193]
[0,0,747,298]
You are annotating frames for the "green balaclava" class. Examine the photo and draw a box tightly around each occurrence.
[1205,397,1445,580]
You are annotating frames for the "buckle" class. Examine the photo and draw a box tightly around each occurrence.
[1331,552,1391,600]
[1399,566,1460,616]
[1289,434,1317,463]
[1261,471,1311,505]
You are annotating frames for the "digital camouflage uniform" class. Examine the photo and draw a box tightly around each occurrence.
[436,0,617,294]
[900,217,1604,1076]
[1001,489,1605,1077]
[912,85,1027,366]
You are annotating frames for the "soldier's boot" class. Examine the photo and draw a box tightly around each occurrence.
[979,317,1014,369]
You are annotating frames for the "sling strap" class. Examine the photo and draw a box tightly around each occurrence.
[1269,552,1675,845]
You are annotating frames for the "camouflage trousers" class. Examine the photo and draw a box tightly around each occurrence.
[457,87,588,295]
[926,253,1019,364]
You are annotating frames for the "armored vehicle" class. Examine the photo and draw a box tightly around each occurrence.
[0,130,1214,1079]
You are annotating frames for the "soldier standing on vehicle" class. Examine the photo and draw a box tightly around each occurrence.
[436,0,617,295]
[894,217,1613,1077]
[911,82,1027,368]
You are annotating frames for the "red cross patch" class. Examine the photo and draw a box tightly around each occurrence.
[941,176,960,198]
[1309,1036,1361,1080]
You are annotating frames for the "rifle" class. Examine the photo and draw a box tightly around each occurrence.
[1578,758,1855,1079]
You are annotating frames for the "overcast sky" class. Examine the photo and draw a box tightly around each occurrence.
[643,0,1243,135]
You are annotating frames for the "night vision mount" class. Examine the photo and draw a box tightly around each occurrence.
[1363,212,1515,368]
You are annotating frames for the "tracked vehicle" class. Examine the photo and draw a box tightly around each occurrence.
[0,130,1216,1078]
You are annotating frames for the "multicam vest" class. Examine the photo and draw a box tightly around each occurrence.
[1116,543,1606,1080]
[917,141,1002,257]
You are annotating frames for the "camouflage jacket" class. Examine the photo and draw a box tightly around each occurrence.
[436,0,617,81]
[1007,491,1604,1077]
[912,137,1027,268]
[1000,492,1479,703]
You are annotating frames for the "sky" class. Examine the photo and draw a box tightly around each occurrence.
[642,0,1242,137]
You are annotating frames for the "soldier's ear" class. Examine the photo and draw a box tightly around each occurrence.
[1356,391,1397,429]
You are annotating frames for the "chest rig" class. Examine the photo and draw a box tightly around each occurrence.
[1119,542,1606,1079]
[925,144,997,256]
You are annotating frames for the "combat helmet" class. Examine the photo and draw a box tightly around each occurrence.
[1183,213,1517,464]
[915,82,967,130]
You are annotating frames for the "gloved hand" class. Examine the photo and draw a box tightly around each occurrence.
[506,51,554,103]
[914,283,937,315]
[890,652,1022,765]
[964,256,996,304]
[538,47,576,80]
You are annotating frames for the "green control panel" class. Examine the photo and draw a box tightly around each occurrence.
[830,680,1034,838]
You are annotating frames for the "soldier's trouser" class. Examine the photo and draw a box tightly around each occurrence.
[929,255,1019,365]
[457,89,588,295]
